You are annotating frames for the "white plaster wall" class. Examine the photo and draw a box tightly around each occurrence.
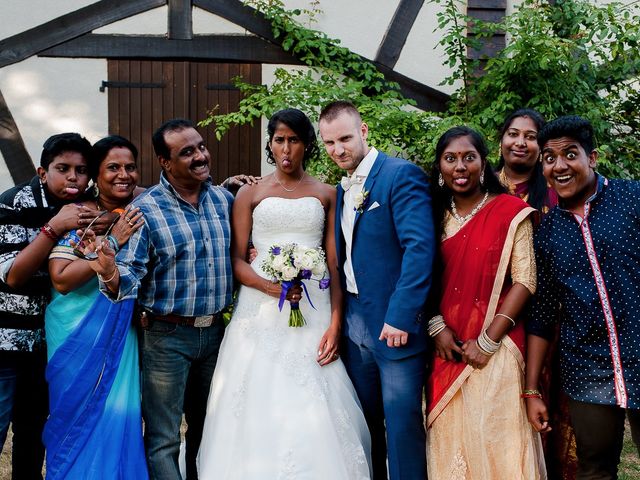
[0,57,108,169]
[280,0,453,92]
[0,0,95,38]
[95,6,168,34]
[193,7,249,34]
[395,2,459,95]
[282,0,399,60]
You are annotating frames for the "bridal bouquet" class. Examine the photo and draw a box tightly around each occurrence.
[261,243,330,327]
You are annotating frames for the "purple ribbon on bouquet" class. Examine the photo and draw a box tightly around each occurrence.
[278,279,316,311]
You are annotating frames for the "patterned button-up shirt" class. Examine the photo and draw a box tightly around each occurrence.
[107,173,234,316]
[528,175,640,408]
[0,176,60,352]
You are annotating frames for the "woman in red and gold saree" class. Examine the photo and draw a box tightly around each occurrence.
[426,126,546,479]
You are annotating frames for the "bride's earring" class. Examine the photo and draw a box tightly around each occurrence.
[438,173,444,187]
[480,170,485,186]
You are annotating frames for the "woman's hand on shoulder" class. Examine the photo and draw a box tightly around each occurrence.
[433,326,464,362]
[110,206,144,246]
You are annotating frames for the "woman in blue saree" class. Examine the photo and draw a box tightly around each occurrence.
[43,135,147,479]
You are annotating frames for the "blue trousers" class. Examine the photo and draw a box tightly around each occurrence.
[140,319,225,480]
[342,294,427,480]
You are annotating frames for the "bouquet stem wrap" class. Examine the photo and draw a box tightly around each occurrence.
[278,279,316,327]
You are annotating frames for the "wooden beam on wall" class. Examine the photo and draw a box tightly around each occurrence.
[169,0,193,40]
[192,0,275,41]
[0,88,35,184]
[39,34,303,65]
[0,0,165,68]
[375,0,425,69]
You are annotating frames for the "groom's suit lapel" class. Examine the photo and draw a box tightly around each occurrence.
[353,151,385,232]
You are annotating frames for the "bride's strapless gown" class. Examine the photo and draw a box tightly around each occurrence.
[197,196,371,479]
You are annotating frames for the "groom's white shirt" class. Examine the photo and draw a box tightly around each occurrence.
[341,147,377,294]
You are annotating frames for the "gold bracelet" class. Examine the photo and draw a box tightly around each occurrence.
[98,269,118,283]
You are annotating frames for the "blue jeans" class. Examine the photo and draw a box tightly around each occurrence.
[140,319,225,480]
[0,351,48,480]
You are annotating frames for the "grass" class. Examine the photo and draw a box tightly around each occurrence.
[0,419,638,479]
[619,420,640,480]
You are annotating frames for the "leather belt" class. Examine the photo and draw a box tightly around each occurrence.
[152,312,218,327]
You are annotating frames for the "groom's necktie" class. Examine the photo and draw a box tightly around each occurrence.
[340,175,364,191]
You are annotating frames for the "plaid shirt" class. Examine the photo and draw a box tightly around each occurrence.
[108,173,233,316]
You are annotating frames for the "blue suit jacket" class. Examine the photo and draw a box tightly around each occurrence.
[336,151,435,359]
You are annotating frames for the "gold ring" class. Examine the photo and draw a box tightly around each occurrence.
[128,220,134,226]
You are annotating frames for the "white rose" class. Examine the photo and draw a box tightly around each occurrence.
[312,262,326,276]
[354,191,365,208]
[292,247,306,267]
[271,254,286,271]
[298,254,315,270]
[281,265,298,281]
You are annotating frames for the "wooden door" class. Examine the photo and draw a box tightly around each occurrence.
[107,60,262,187]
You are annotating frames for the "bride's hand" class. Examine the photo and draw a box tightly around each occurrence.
[317,323,340,367]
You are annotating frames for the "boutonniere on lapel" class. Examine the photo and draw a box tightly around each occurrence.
[354,189,369,214]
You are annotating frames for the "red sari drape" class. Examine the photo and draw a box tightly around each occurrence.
[427,194,534,425]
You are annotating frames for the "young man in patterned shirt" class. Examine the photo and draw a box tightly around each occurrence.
[526,115,640,480]
[0,133,98,479]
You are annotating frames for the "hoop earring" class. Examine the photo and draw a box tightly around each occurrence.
[438,173,444,187]
[92,183,100,198]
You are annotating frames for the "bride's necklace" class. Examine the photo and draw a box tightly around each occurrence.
[274,172,305,192]
[451,191,489,225]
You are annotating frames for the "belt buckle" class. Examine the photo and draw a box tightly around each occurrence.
[193,315,214,327]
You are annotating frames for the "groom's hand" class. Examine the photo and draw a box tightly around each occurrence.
[379,323,408,348]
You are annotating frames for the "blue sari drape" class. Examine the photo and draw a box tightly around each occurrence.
[44,293,148,479]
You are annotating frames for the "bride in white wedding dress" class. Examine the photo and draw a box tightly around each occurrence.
[197,109,371,479]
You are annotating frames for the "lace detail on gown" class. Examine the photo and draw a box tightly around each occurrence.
[198,197,371,480]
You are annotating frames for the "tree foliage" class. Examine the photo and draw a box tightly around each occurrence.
[201,0,640,182]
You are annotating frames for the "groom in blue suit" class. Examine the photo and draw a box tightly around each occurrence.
[319,101,434,479]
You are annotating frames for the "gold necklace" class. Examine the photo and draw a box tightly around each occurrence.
[274,172,305,192]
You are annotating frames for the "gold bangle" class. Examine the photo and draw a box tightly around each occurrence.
[98,269,118,283]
